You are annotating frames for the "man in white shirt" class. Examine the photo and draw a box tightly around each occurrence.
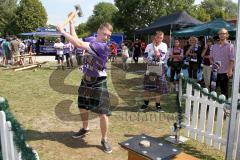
[19,39,26,65]
[140,31,169,112]
[54,38,65,69]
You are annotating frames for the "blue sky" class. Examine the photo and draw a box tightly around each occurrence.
[40,0,114,25]
[40,0,238,25]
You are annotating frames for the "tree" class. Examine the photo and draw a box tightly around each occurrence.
[76,23,91,38]
[12,0,47,34]
[86,2,118,33]
[224,0,238,19]
[0,0,17,36]
[191,6,211,22]
[114,0,165,36]
[114,0,196,37]
[200,0,237,20]
[164,0,195,15]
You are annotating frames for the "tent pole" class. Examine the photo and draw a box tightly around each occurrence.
[169,24,173,48]
[205,36,207,45]
[225,0,240,160]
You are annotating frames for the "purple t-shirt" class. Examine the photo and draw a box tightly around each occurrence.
[83,36,96,43]
[210,42,235,74]
[83,40,110,77]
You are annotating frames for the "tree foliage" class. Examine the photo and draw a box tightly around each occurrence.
[200,0,237,19]
[0,0,17,36]
[86,2,118,33]
[76,23,91,38]
[191,6,211,22]
[113,0,195,37]
[224,0,238,19]
[114,0,164,35]
[0,0,238,39]
[164,0,195,15]
[12,0,47,34]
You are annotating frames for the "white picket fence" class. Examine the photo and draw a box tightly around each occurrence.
[0,111,39,160]
[182,82,240,159]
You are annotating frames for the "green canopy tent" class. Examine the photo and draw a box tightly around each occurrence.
[172,18,236,38]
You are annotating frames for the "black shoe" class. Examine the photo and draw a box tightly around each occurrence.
[139,104,149,112]
[101,139,112,153]
[156,106,164,113]
[72,128,89,138]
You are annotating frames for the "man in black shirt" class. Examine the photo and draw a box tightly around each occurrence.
[132,39,142,63]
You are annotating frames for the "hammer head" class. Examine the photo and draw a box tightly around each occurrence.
[75,4,83,17]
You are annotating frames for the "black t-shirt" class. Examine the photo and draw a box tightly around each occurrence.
[133,42,141,55]
[203,47,211,66]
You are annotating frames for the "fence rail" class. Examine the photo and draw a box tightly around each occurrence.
[182,81,240,159]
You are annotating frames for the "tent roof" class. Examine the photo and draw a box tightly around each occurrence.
[18,31,62,37]
[172,18,236,37]
[135,11,202,34]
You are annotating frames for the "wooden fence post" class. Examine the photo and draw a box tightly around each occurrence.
[184,83,192,137]
[190,84,201,140]
[213,95,226,149]
[197,88,209,143]
[0,111,9,160]
[6,121,18,160]
[205,92,217,146]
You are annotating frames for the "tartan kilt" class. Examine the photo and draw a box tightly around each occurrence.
[78,76,110,115]
[143,73,169,94]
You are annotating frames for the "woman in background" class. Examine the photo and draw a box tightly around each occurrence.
[186,37,202,80]
[121,43,129,70]
[169,39,183,91]
[201,38,214,89]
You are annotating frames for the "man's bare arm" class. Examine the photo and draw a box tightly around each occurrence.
[69,20,78,39]
[227,60,234,77]
[56,24,88,50]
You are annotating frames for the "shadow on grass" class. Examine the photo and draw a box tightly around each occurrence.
[111,94,179,114]
[55,100,98,121]
[110,63,178,114]
[179,143,220,160]
[54,98,119,122]
[161,135,221,160]
[26,130,103,151]
[50,62,179,122]
[49,68,79,95]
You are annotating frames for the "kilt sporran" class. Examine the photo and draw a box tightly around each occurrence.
[144,63,169,94]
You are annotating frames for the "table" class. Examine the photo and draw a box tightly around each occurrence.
[119,134,199,160]
[126,149,199,160]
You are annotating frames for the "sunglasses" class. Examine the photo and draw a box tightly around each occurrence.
[102,32,111,38]
[219,32,227,35]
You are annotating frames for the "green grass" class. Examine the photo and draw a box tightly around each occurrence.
[0,62,224,160]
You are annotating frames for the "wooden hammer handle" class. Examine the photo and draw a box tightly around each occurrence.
[62,11,76,28]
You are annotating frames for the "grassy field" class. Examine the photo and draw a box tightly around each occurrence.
[0,61,224,160]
